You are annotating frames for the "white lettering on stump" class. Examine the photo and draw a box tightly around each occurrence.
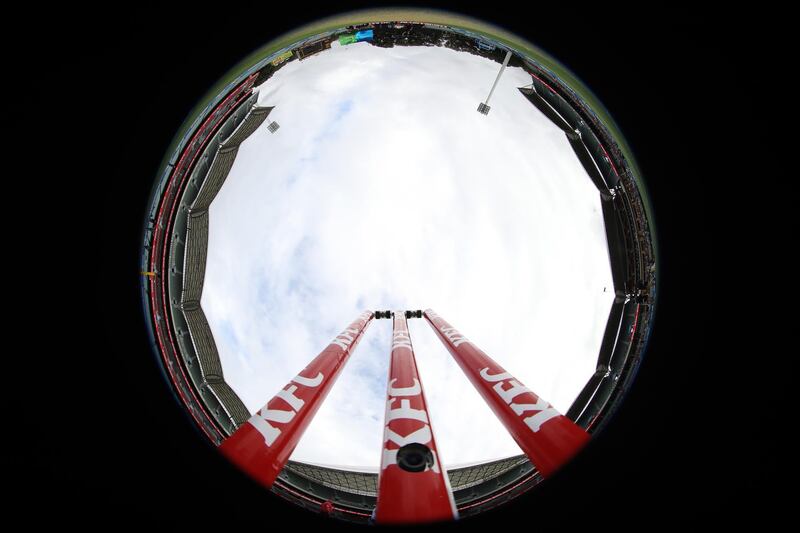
[479,367,561,433]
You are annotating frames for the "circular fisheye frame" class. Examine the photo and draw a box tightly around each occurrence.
[140,9,656,525]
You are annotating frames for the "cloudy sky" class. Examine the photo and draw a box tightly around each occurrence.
[201,40,613,470]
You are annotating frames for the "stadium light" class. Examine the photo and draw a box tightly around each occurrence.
[477,50,512,116]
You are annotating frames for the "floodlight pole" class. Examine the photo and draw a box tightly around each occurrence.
[374,310,458,524]
[478,50,512,115]
[423,309,589,477]
[219,310,374,488]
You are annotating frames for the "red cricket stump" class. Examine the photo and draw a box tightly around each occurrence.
[375,312,458,524]
[423,309,589,478]
[219,311,374,488]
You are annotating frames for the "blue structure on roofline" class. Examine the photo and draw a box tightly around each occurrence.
[355,29,374,42]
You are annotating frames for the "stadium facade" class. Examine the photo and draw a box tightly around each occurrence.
[141,20,656,524]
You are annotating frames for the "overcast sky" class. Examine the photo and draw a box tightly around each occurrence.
[201,40,613,470]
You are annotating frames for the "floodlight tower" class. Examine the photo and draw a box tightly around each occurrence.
[477,50,512,115]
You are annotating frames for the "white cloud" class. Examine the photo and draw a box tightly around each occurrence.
[202,42,613,469]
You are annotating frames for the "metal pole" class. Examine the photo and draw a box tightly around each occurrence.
[375,311,458,524]
[423,309,589,478]
[219,310,374,488]
[484,50,512,106]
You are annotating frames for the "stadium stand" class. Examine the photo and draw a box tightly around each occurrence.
[181,210,208,304]
[191,106,272,211]
[144,74,261,443]
[518,86,573,134]
[517,58,655,432]
[567,129,611,193]
[272,455,537,522]
[173,101,274,431]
